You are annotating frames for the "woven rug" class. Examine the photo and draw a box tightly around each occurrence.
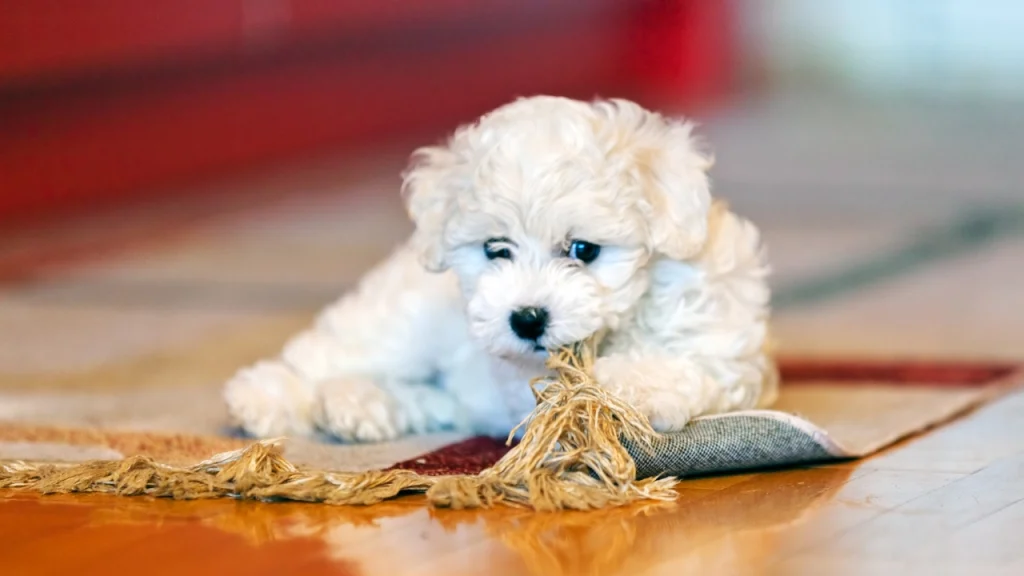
[2,359,1019,478]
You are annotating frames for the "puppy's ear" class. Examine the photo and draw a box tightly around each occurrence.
[400,142,464,272]
[635,118,714,260]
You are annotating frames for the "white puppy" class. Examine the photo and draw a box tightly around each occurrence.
[224,96,778,442]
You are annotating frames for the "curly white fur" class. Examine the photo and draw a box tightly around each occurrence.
[224,96,778,442]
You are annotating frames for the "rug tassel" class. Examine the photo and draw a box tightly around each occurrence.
[0,341,679,510]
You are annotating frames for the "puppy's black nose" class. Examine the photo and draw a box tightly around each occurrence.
[509,307,549,341]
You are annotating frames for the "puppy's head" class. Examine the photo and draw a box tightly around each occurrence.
[401,96,713,360]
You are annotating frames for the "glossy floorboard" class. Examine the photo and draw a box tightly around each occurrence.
[3,388,1023,576]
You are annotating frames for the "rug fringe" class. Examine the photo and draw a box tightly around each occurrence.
[0,342,679,510]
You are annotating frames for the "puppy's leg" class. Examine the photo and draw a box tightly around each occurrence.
[313,377,469,442]
[593,353,776,432]
[224,244,468,441]
[223,359,318,438]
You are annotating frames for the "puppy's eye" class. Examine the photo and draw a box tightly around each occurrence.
[484,238,513,260]
[567,240,601,264]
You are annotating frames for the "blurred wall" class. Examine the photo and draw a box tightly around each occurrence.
[0,0,739,227]
[743,0,1024,100]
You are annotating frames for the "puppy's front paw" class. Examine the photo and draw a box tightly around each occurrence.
[314,378,406,442]
[224,360,316,438]
[592,355,692,433]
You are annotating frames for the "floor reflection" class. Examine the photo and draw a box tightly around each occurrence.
[5,465,854,575]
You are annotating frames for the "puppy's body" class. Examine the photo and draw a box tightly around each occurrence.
[225,97,777,442]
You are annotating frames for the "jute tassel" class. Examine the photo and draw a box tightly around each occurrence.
[0,340,679,510]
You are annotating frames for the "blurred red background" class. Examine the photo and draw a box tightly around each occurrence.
[0,0,738,228]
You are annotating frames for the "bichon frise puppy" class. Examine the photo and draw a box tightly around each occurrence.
[224,96,778,442]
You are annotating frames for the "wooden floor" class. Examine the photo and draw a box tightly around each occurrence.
[3,388,1023,575]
